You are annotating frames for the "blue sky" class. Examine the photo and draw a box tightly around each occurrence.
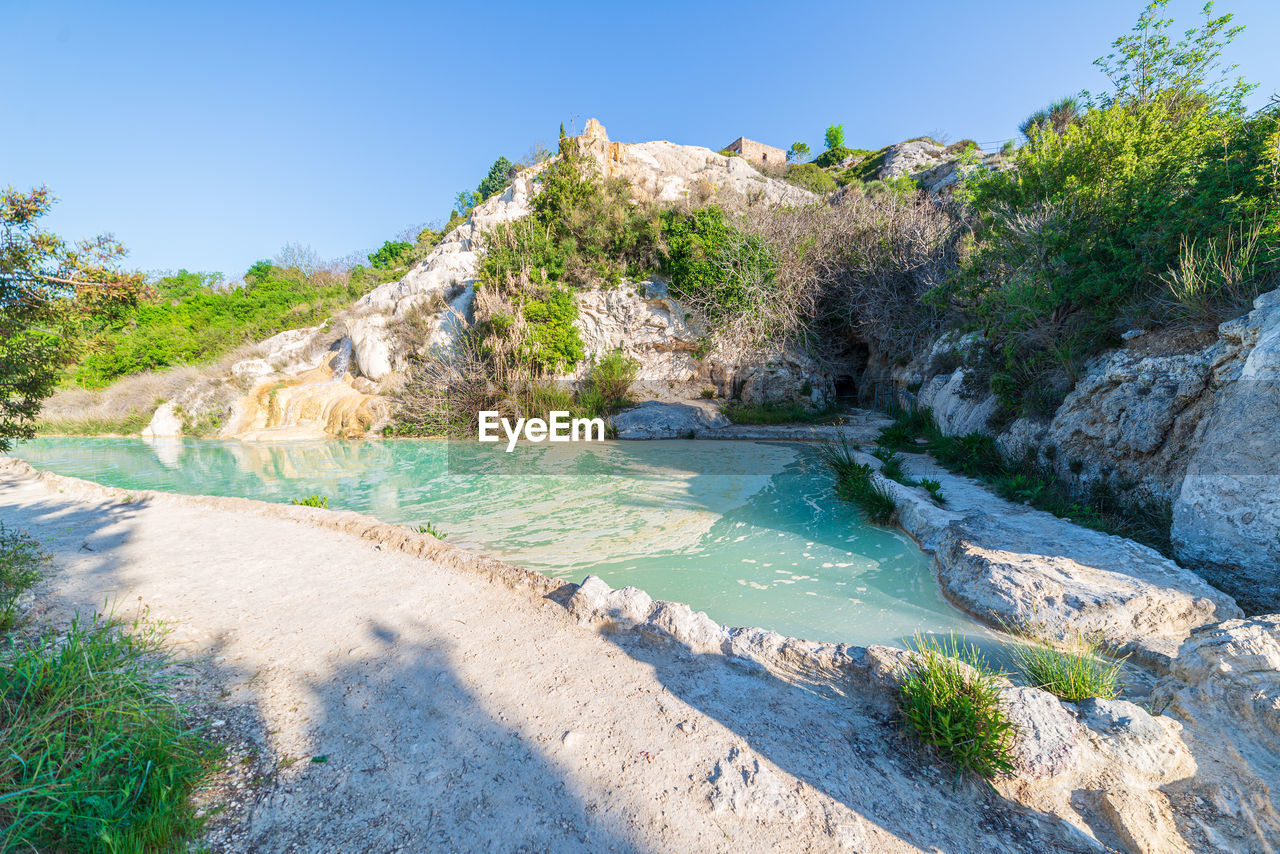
[5,0,1278,278]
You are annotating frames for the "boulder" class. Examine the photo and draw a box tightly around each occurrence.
[141,401,183,438]
[611,400,729,439]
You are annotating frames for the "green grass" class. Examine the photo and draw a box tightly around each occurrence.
[816,433,897,525]
[0,524,46,630]
[35,407,159,437]
[1,609,216,853]
[919,478,946,505]
[898,634,1017,781]
[414,522,447,540]
[722,401,838,425]
[290,494,329,508]
[1005,626,1125,702]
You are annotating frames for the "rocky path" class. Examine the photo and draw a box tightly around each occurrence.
[0,461,1091,853]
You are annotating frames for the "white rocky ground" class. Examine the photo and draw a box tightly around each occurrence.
[3,455,1276,852]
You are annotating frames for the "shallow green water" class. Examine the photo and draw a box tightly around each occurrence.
[11,437,985,647]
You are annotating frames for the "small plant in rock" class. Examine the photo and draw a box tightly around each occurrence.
[414,522,447,540]
[1005,624,1126,702]
[920,478,946,505]
[898,633,1017,781]
[291,494,329,509]
[817,433,898,525]
[871,446,917,487]
[0,523,47,629]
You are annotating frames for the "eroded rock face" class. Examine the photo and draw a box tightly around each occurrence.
[1173,291,1280,607]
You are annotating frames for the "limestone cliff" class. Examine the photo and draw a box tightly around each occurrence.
[144,120,822,442]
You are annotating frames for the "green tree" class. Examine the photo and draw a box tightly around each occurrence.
[243,259,274,285]
[824,124,845,151]
[368,240,413,269]
[475,156,515,201]
[786,141,811,162]
[1094,0,1253,114]
[0,187,145,450]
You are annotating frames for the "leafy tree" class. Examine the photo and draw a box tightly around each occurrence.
[476,156,515,201]
[786,141,811,162]
[824,124,846,151]
[243,259,274,285]
[1,186,145,450]
[1094,0,1253,114]
[368,240,413,270]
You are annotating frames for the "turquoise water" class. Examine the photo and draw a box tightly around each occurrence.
[10,437,985,647]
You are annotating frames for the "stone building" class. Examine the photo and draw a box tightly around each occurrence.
[721,137,787,167]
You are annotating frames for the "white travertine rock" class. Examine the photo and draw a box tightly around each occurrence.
[141,401,183,438]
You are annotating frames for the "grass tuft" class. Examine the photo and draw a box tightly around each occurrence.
[816,433,898,525]
[0,610,216,852]
[290,494,329,508]
[898,634,1017,781]
[1005,624,1126,702]
[414,522,447,540]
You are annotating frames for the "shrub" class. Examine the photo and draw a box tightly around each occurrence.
[1005,625,1125,702]
[660,205,776,325]
[521,286,585,372]
[816,433,897,525]
[0,523,46,629]
[898,634,1017,781]
[812,145,852,169]
[0,611,215,852]
[291,494,329,508]
[582,350,639,412]
[785,163,837,194]
[947,88,1278,412]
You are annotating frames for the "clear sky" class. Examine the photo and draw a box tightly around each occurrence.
[5,0,1278,278]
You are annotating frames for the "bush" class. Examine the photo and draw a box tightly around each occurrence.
[812,145,852,169]
[581,350,638,414]
[291,494,329,508]
[816,433,897,525]
[784,163,837,194]
[898,634,1017,781]
[660,206,775,325]
[947,98,1279,412]
[0,611,215,852]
